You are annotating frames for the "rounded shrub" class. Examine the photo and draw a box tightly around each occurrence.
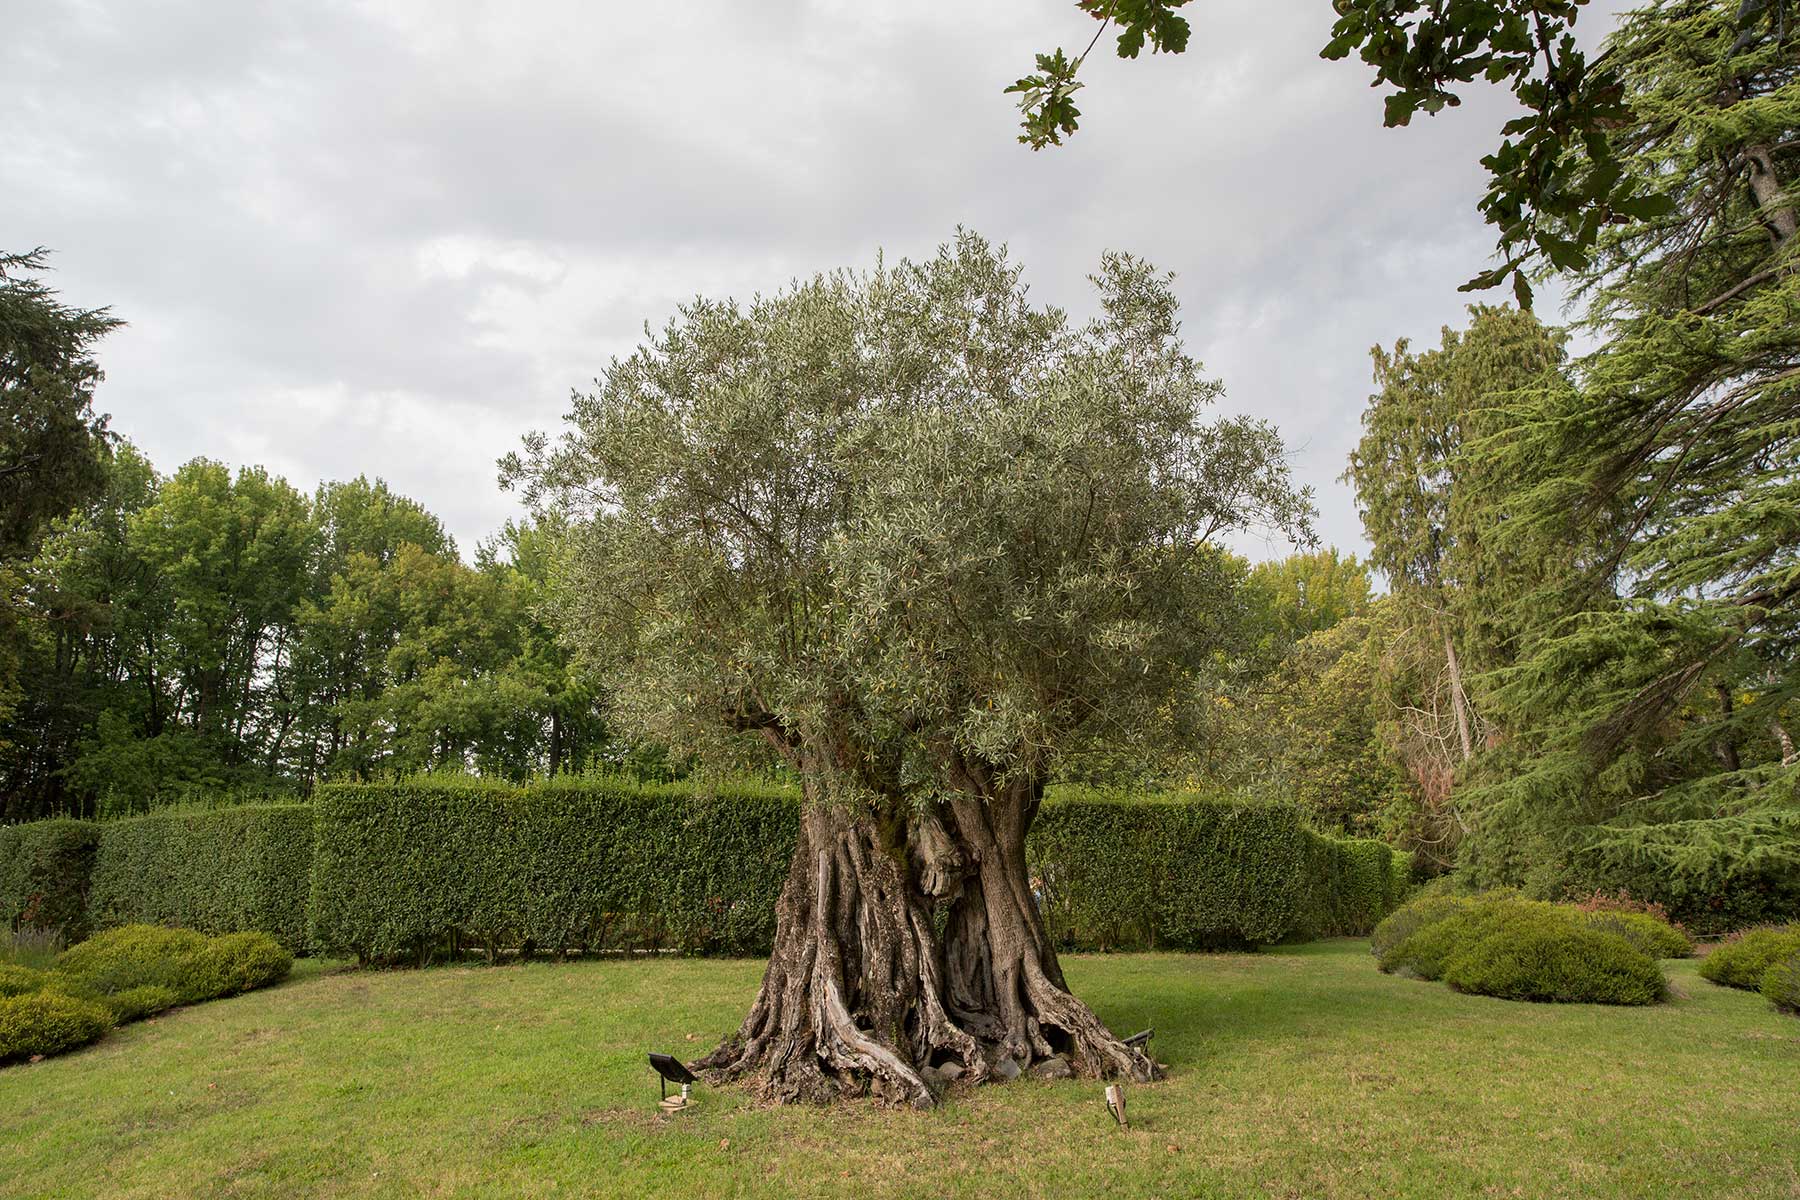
[1579,910,1692,959]
[0,963,51,998]
[197,932,291,996]
[53,924,289,1006]
[1761,952,1800,1015]
[1371,894,1476,971]
[0,990,113,1062]
[99,985,181,1024]
[1699,926,1800,991]
[1387,898,1563,981]
[53,925,213,1002]
[1440,907,1667,1005]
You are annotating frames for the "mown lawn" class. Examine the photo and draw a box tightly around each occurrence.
[3,941,1797,1199]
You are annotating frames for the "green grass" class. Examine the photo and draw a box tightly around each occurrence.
[2,942,1797,1198]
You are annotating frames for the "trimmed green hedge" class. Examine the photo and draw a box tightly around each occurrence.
[0,819,100,940]
[1026,796,1407,949]
[87,806,314,952]
[309,778,802,962]
[1029,797,1297,949]
[6,780,1410,962]
[1299,836,1411,941]
[312,780,1408,961]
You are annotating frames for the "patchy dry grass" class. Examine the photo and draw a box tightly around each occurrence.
[2,942,1797,1198]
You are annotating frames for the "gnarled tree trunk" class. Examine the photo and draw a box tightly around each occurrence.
[692,774,1157,1106]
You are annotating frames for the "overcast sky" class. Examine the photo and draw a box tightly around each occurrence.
[4,0,1627,562]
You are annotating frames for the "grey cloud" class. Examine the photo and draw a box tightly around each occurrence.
[2,0,1628,562]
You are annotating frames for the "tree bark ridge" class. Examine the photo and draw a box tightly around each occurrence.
[692,782,1157,1106]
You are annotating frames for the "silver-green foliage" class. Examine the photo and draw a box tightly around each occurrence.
[505,232,1310,800]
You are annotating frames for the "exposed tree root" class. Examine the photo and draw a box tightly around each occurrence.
[693,786,1158,1107]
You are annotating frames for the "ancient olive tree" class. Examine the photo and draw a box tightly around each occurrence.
[504,233,1310,1106]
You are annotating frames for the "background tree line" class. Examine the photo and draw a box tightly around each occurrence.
[0,433,613,820]
[1075,1,1800,910]
[4,0,1793,922]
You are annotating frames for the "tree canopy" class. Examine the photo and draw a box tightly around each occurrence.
[0,446,611,820]
[506,231,1311,803]
[0,249,119,564]
[0,249,121,750]
[1326,0,1798,900]
[1462,0,1799,868]
[505,231,1312,1104]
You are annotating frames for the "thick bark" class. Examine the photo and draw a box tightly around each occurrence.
[692,778,1157,1106]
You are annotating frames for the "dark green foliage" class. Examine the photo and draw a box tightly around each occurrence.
[52,924,291,1005]
[6,783,1408,965]
[87,805,313,951]
[1298,836,1410,940]
[1561,814,1800,937]
[0,818,98,939]
[1028,795,1307,949]
[1699,927,1800,991]
[1440,910,1668,1006]
[309,777,803,962]
[0,988,112,1063]
[309,779,1408,961]
[1452,5,1800,900]
[0,249,120,565]
[1027,794,1408,949]
[1762,951,1800,1015]
[1382,895,1667,1004]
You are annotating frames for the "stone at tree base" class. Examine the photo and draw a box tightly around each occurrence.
[1029,1055,1074,1081]
[935,1061,965,1082]
[992,1056,1023,1082]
